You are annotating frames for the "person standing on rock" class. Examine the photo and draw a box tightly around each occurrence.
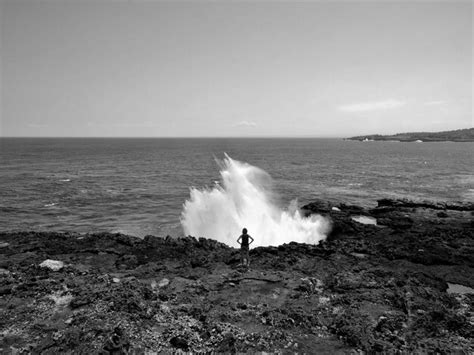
[237,228,254,268]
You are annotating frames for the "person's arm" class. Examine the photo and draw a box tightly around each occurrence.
[237,235,242,245]
[249,236,254,244]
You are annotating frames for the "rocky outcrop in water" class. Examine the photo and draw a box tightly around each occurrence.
[375,198,474,211]
[1,199,473,353]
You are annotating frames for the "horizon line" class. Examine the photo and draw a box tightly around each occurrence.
[0,135,346,139]
[2,127,470,140]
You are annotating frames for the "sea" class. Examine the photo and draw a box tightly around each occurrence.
[1,138,473,238]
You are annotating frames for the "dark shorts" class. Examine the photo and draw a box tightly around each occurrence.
[240,246,249,260]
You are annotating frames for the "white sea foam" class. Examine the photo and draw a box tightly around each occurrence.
[181,154,330,247]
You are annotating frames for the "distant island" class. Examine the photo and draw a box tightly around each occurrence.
[347,128,474,142]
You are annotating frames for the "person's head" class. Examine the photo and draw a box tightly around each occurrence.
[242,228,247,234]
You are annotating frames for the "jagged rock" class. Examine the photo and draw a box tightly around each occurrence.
[376,198,474,211]
[39,259,64,271]
[158,278,170,287]
[216,332,237,353]
[0,285,12,295]
[169,336,189,351]
[377,214,413,229]
[301,200,334,214]
[1,200,473,353]
[101,327,130,354]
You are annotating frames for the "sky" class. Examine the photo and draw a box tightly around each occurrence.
[0,0,472,137]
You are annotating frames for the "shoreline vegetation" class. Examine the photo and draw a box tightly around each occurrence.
[1,198,473,353]
[346,127,474,142]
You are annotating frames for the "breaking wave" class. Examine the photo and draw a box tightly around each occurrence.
[181,154,330,247]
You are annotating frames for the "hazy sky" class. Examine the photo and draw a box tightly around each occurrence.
[1,0,472,137]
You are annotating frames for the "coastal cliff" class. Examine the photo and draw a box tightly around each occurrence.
[1,199,473,353]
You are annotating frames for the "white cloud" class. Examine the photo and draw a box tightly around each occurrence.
[87,121,157,128]
[424,100,447,106]
[233,120,257,127]
[27,123,48,128]
[339,99,406,112]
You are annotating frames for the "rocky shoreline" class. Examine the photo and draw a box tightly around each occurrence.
[1,199,473,353]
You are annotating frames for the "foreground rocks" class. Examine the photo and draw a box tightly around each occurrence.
[1,199,473,353]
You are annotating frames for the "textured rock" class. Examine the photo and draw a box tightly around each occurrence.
[0,199,473,353]
[39,259,65,271]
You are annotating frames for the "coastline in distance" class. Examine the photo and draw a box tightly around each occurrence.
[346,127,474,142]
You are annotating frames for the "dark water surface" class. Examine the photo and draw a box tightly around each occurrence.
[1,138,473,237]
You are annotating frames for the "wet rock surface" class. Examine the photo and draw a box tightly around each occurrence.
[1,199,473,353]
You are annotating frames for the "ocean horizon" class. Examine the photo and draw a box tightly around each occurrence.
[1,137,473,238]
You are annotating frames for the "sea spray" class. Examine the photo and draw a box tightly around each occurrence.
[181,154,330,247]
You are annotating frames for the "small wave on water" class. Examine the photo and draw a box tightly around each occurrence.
[181,154,331,247]
[43,203,58,207]
[464,189,474,200]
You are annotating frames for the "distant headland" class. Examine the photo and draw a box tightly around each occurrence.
[346,128,474,142]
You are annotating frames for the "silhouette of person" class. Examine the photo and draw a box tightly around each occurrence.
[237,228,254,267]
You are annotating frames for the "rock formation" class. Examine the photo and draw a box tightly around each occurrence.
[1,199,473,353]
